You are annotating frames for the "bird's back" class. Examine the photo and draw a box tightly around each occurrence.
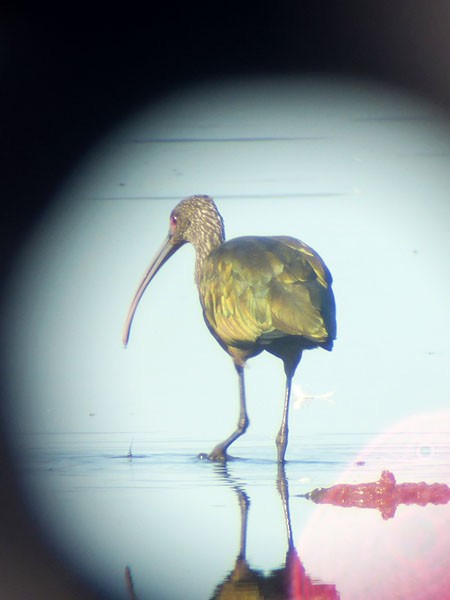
[198,236,336,360]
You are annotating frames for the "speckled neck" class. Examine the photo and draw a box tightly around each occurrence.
[175,195,225,285]
[193,212,225,284]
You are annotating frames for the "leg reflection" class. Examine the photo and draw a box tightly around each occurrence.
[210,463,339,599]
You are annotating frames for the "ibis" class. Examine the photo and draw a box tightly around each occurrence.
[123,195,336,463]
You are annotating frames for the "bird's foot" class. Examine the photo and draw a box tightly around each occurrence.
[197,446,228,462]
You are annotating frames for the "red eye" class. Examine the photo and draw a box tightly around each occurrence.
[170,213,178,230]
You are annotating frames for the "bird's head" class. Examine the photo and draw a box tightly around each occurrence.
[168,194,225,248]
[122,195,225,347]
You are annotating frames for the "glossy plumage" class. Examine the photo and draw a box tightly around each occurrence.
[200,235,335,363]
[123,195,336,462]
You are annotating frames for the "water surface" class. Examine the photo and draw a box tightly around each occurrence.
[17,424,450,599]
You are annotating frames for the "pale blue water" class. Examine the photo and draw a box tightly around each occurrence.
[15,428,450,599]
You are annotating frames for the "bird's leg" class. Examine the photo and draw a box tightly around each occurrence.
[276,462,294,549]
[236,487,250,560]
[208,364,249,461]
[275,374,293,463]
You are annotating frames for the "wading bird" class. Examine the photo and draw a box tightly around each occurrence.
[123,195,336,463]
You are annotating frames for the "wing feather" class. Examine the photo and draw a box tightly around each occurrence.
[199,236,336,349]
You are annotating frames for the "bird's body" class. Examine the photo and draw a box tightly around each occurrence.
[123,195,336,462]
[199,235,335,366]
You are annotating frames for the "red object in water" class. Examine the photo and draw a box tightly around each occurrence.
[304,470,450,520]
[286,547,338,599]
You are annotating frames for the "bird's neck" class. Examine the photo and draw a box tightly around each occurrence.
[193,229,224,286]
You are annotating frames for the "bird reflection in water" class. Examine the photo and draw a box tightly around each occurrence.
[210,464,339,600]
[123,195,336,463]
[124,565,138,600]
[301,470,450,520]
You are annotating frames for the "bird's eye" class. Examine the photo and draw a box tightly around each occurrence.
[170,213,178,230]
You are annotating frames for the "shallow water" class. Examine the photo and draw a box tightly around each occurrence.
[16,426,450,599]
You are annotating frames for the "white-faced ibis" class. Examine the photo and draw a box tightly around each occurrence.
[123,195,336,463]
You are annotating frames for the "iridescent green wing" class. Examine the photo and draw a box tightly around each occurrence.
[267,236,336,345]
[199,237,274,346]
[199,236,335,348]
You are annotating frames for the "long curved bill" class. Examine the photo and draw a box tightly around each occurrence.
[122,234,180,347]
